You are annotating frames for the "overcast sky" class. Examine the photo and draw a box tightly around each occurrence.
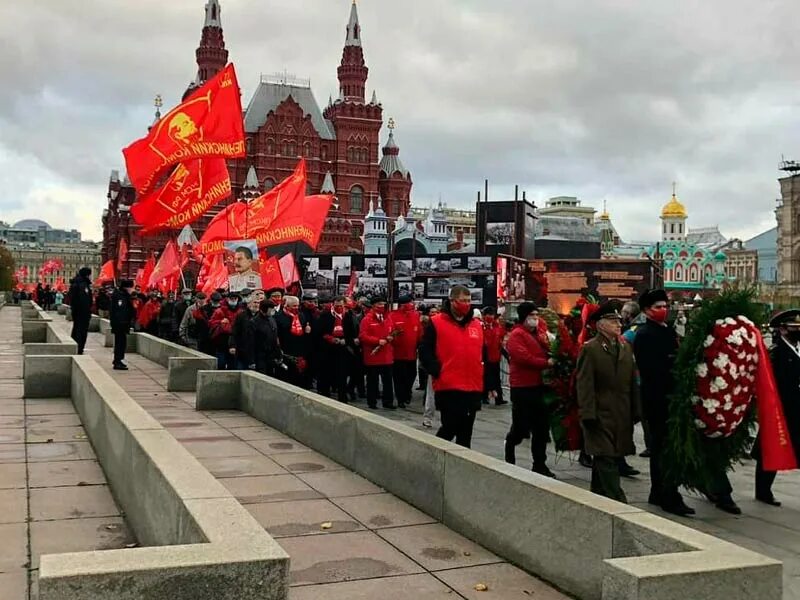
[1,0,798,243]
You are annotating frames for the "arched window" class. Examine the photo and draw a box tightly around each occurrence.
[675,264,683,281]
[350,186,364,213]
[670,223,675,234]
[266,139,274,155]
[679,223,683,234]
[347,147,355,162]
[287,141,296,157]
[321,146,328,161]
[663,223,667,234]
[304,143,311,158]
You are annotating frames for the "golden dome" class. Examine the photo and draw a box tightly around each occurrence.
[661,193,687,219]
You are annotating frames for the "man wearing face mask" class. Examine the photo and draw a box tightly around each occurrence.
[577,301,639,502]
[210,291,242,370]
[248,300,282,376]
[317,296,351,402]
[359,296,397,409]
[275,296,311,388]
[633,289,696,516]
[265,288,285,313]
[390,295,422,409]
[482,306,507,406]
[753,310,800,506]
[179,292,206,349]
[420,286,484,448]
[230,289,257,370]
[172,289,194,341]
[504,303,556,476]
[344,296,368,401]
[110,280,136,370]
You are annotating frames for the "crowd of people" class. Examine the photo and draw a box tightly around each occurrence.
[56,267,799,516]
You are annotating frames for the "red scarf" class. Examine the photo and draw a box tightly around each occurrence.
[288,309,303,336]
[332,309,344,337]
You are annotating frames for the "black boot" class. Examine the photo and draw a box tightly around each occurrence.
[579,451,593,468]
[504,441,515,465]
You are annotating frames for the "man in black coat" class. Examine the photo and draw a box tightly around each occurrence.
[172,289,194,340]
[230,289,257,369]
[633,289,696,517]
[247,300,282,376]
[68,267,93,355]
[275,295,311,389]
[316,296,350,402]
[110,280,135,370]
[754,310,800,506]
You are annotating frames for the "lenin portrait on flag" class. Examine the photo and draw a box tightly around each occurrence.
[224,240,261,292]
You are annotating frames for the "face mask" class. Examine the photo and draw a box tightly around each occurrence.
[183,294,192,301]
[787,331,800,344]
[333,305,345,315]
[286,306,299,314]
[451,300,471,318]
[373,306,386,316]
[228,300,239,309]
[648,307,668,323]
[525,317,539,330]
[484,316,495,324]
[211,302,220,308]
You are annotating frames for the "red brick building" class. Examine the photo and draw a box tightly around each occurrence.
[103,0,413,274]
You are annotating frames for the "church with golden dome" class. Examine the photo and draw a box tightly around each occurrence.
[610,186,757,291]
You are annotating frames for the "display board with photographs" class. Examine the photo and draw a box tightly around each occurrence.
[486,222,515,245]
[300,253,497,307]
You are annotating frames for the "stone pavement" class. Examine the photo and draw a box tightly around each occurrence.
[0,307,135,600]
[381,386,800,600]
[44,315,568,600]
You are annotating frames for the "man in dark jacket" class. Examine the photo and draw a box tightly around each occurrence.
[230,289,257,369]
[633,289,695,516]
[210,291,242,370]
[753,310,800,506]
[576,301,639,503]
[68,267,93,354]
[504,302,555,476]
[195,292,221,356]
[158,292,176,340]
[110,280,136,370]
[172,288,194,340]
[248,300,282,376]
[419,286,484,448]
[275,295,311,388]
[317,296,350,402]
[345,296,368,400]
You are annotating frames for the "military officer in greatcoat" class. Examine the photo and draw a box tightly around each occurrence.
[753,310,800,506]
[576,301,640,503]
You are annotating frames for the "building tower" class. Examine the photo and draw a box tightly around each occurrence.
[776,159,800,289]
[185,0,228,99]
[364,198,390,254]
[598,202,615,258]
[338,0,368,102]
[661,183,688,242]
[378,118,413,219]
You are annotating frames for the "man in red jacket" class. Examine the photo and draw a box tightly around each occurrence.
[390,294,421,408]
[482,306,507,406]
[504,302,556,477]
[420,286,484,448]
[359,296,397,409]
[209,291,242,370]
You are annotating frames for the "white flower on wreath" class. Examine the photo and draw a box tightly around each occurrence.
[734,385,742,395]
[694,418,707,429]
[696,363,709,378]
[726,331,743,346]
[716,413,725,422]
[725,317,737,326]
[708,431,723,439]
[737,351,746,360]
[702,398,719,413]
[739,316,754,326]
[691,395,702,405]
[723,400,733,411]
[752,353,759,364]
[712,354,730,370]
[715,319,725,325]
[728,364,739,380]
[704,335,715,348]
[709,377,728,393]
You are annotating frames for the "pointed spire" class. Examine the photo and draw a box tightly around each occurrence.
[370,90,378,105]
[367,197,375,217]
[328,94,333,107]
[204,0,222,28]
[320,172,335,194]
[244,166,259,189]
[346,0,362,47]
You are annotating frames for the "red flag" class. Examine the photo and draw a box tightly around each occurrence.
[94,260,115,286]
[346,270,358,297]
[279,253,300,288]
[147,241,181,289]
[123,64,245,195]
[132,158,231,235]
[117,239,128,271]
[138,254,157,290]
[200,254,229,294]
[54,277,66,292]
[253,193,333,251]
[755,332,798,471]
[260,256,284,290]
[199,159,307,254]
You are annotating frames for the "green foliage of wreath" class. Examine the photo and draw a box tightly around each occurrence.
[665,287,763,491]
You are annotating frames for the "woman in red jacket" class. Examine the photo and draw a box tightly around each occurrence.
[482,306,507,406]
[504,302,556,477]
[358,296,397,409]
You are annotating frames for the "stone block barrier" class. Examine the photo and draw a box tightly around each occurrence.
[24,355,289,600]
[195,370,782,600]
[134,333,217,392]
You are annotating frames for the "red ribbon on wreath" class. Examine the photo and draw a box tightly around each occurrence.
[755,332,797,471]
